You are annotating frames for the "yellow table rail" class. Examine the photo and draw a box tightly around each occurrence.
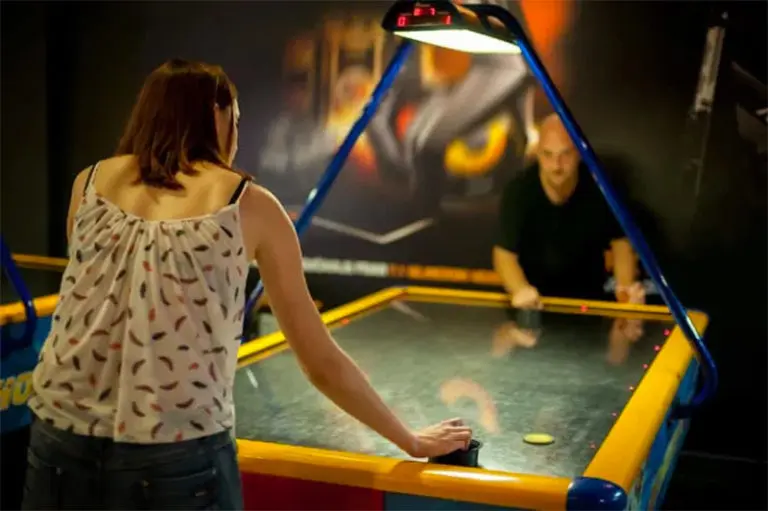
[237,439,571,509]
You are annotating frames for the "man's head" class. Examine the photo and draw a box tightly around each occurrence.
[536,114,580,192]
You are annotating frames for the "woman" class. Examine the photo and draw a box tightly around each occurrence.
[22,59,471,510]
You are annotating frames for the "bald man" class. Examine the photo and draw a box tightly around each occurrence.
[493,114,642,309]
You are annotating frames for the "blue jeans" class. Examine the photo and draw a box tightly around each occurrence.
[21,418,243,510]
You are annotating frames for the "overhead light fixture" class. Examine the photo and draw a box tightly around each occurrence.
[381,1,522,54]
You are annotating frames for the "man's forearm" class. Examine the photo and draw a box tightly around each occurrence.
[493,246,530,295]
[612,238,639,286]
[611,238,640,300]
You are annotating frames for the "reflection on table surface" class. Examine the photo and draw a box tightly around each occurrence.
[1,266,64,306]
[234,299,675,478]
[255,313,279,338]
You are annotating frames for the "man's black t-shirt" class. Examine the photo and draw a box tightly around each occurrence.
[497,163,624,299]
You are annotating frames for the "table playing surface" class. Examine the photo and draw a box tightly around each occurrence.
[234,290,675,479]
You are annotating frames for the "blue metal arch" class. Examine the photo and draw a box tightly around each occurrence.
[0,236,38,357]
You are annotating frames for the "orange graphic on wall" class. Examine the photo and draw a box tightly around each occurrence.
[519,0,575,109]
[322,18,383,174]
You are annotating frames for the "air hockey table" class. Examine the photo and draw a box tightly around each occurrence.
[234,286,708,511]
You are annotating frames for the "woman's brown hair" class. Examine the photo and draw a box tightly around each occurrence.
[116,59,239,189]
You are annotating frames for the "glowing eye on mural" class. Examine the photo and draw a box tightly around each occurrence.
[443,113,515,177]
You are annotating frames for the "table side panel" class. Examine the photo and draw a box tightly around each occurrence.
[585,311,708,491]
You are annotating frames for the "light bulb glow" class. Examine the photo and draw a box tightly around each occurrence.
[393,29,521,54]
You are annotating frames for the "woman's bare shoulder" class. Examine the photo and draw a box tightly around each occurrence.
[95,155,136,173]
[240,181,285,214]
[237,180,294,258]
[100,154,136,165]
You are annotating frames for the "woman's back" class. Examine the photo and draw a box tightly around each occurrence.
[95,156,250,222]
[29,156,252,442]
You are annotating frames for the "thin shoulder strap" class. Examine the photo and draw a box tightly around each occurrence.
[83,162,100,196]
[227,176,252,205]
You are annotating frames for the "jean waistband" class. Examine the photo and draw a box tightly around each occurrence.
[32,417,233,470]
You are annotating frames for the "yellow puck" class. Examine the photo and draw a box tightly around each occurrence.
[523,433,555,445]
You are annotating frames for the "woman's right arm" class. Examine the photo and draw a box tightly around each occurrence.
[240,185,471,458]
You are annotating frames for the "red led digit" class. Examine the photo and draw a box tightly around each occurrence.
[397,15,407,27]
[443,15,452,24]
[413,6,437,16]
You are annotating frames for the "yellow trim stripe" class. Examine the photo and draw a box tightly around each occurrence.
[1,254,65,324]
[236,439,570,509]
[1,254,65,325]
[402,285,674,315]
[543,305,672,322]
[403,296,669,321]
[236,287,406,361]
[0,295,58,326]
[12,253,68,270]
[402,286,674,321]
[585,310,709,491]
[236,344,290,369]
[404,286,510,303]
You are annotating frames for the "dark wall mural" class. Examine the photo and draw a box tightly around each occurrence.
[256,1,543,272]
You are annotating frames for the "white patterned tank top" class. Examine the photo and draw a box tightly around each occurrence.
[29,163,251,443]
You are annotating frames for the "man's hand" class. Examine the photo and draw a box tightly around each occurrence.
[511,285,542,309]
[615,282,646,304]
